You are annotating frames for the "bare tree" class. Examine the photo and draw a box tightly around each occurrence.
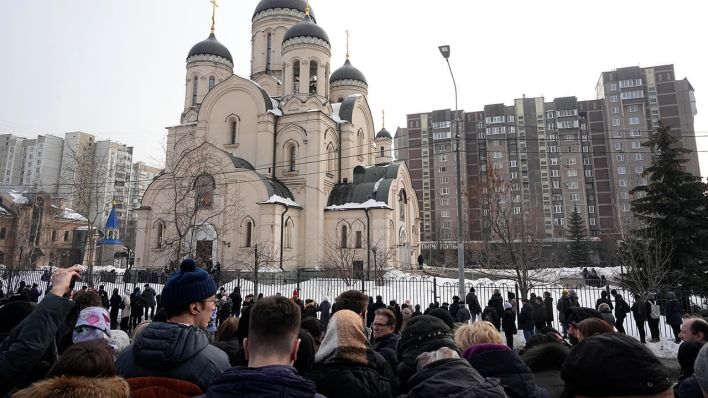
[616,231,674,296]
[151,133,242,268]
[471,166,558,298]
[370,237,396,280]
[319,233,364,287]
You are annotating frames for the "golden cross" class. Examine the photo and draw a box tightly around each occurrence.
[305,0,310,16]
[210,0,219,33]
[346,29,350,60]
[382,110,385,129]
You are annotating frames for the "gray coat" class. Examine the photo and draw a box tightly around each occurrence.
[116,321,229,391]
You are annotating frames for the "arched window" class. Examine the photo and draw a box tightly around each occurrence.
[194,173,215,209]
[245,221,253,248]
[192,76,198,105]
[357,130,364,157]
[285,219,293,248]
[229,118,238,144]
[208,76,215,91]
[340,225,348,248]
[0,251,4,264]
[327,144,335,176]
[399,189,408,221]
[156,222,164,248]
[292,61,300,94]
[399,228,408,245]
[289,144,297,172]
[266,33,272,72]
[64,231,70,241]
[52,230,57,241]
[0,227,5,240]
[380,146,385,157]
[309,60,318,95]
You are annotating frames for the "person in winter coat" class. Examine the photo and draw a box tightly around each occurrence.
[568,289,580,307]
[449,296,461,320]
[645,294,661,342]
[12,340,131,398]
[397,315,507,398]
[401,303,413,330]
[521,340,571,398]
[212,316,240,366]
[532,297,546,334]
[97,285,109,309]
[203,296,325,398]
[519,298,535,341]
[482,305,501,331]
[488,290,504,328]
[109,288,122,329]
[665,292,683,343]
[0,266,81,396]
[372,308,401,373]
[466,287,482,321]
[556,290,572,337]
[631,294,647,343]
[455,322,550,398]
[597,303,615,327]
[411,304,422,318]
[229,287,242,317]
[611,290,630,334]
[130,287,145,329]
[29,283,42,303]
[319,297,332,329]
[595,290,614,311]
[116,259,229,391]
[675,340,704,398]
[457,303,472,324]
[141,284,157,320]
[119,290,131,333]
[217,296,232,326]
[310,309,396,398]
[502,303,518,348]
[543,292,554,328]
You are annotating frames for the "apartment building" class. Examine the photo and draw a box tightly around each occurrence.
[124,161,161,251]
[396,64,699,244]
[0,134,63,193]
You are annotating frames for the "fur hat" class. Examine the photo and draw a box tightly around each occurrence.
[160,259,217,306]
[12,376,130,398]
[397,315,455,356]
[562,333,671,396]
[428,308,455,329]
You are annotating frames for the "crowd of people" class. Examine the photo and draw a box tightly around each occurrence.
[2,262,708,397]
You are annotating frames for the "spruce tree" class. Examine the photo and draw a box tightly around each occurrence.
[630,121,708,289]
[567,206,590,267]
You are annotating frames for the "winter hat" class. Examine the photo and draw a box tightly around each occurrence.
[293,289,299,297]
[73,306,111,340]
[315,309,368,365]
[562,333,671,396]
[160,258,217,306]
[428,308,455,329]
[503,302,512,310]
[677,341,704,375]
[109,329,131,354]
[0,300,35,334]
[397,315,456,356]
[562,289,569,297]
[565,307,602,327]
[694,343,708,393]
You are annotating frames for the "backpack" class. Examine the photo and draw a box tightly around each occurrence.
[482,307,498,323]
[649,302,661,319]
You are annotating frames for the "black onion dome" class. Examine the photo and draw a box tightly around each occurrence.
[187,33,233,63]
[253,0,315,21]
[282,15,329,44]
[376,128,392,139]
[330,59,367,84]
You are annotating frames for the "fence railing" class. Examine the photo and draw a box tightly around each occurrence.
[2,269,705,341]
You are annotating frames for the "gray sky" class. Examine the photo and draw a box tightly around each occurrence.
[1,0,706,176]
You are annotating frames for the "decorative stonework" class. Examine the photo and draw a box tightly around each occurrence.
[331,79,368,89]
[282,36,331,52]
[253,8,306,24]
[187,54,234,69]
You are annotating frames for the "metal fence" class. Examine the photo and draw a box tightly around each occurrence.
[2,269,705,341]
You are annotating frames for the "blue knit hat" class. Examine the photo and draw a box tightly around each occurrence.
[160,259,217,306]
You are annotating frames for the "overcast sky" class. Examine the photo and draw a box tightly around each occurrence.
[1,0,706,176]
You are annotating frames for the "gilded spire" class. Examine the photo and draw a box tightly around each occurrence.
[210,0,219,33]
[346,29,350,60]
[305,0,310,17]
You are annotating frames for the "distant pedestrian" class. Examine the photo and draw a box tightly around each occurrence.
[631,294,647,344]
[645,294,661,342]
[611,289,630,334]
[665,292,683,343]
[543,291,554,328]
[466,287,482,321]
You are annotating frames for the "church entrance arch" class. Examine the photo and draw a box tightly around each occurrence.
[184,223,218,262]
[398,228,410,269]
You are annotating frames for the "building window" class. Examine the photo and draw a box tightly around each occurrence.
[612,119,621,126]
[619,179,627,187]
[631,141,641,149]
[156,222,164,248]
[0,227,5,240]
[439,166,447,172]
[628,105,640,112]
[229,118,238,144]
[340,225,348,248]
[614,143,623,150]
[208,76,215,91]
[309,60,318,95]
[245,221,253,247]
[571,193,580,201]
[292,61,300,93]
[610,83,618,91]
[611,106,619,114]
[609,95,618,102]
[441,176,449,184]
[288,144,297,172]
[588,205,596,213]
[568,181,579,189]
[194,174,215,209]
[355,230,362,248]
[493,152,502,159]
[441,210,450,218]
[380,146,385,158]
[568,169,577,177]
[618,167,626,175]
[64,231,70,241]
[635,165,644,174]
[509,160,517,168]
[439,155,447,162]
[551,170,559,177]
[585,169,593,177]
[266,33,272,72]
[589,218,596,226]
[192,76,198,105]
[285,219,293,248]
[554,205,562,213]
[51,230,56,241]
[629,116,641,125]
[550,158,558,165]
[553,181,560,189]
[440,188,449,195]
[635,153,643,161]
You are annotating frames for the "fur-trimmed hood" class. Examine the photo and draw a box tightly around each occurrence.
[12,376,130,398]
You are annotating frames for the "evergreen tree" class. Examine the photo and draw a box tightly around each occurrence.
[566,206,590,266]
[630,121,708,289]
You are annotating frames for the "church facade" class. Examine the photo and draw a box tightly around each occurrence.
[134,0,420,272]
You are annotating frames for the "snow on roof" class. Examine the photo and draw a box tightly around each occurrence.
[325,199,390,211]
[58,208,87,222]
[372,177,384,193]
[330,103,345,124]
[268,98,283,116]
[7,190,28,204]
[260,195,301,208]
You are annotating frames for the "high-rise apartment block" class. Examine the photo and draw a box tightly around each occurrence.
[0,134,64,193]
[124,161,161,251]
[396,65,699,244]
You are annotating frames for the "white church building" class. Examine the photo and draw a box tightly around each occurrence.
[134,0,420,272]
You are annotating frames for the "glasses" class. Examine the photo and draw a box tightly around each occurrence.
[372,322,393,328]
[201,298,219,304]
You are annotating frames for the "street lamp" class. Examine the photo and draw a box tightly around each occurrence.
[438,44,466,300]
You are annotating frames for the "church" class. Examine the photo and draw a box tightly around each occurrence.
[134,0,420,272]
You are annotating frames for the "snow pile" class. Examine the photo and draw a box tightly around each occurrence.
[58,208,87,221]
[325,199,390,211]
[260,195,301,208]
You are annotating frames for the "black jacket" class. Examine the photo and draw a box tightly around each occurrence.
[502,308,517,333]
[631,301,647,322]
[521,343,570,398]
[488,293,504,318]
[463,344,550,398]
[614,294,630,318]
[466,292,482,314]
[449,301,461,319]
[595,296,614,311]
[372,332,400,372]
[543,297,554,322]
[311,349,395,398]
[401,358,507,398]
[519,303,534,331]
[211,336,240,367]
[116,321,230,391]
[204,365,325,398]
[532,302,546,330]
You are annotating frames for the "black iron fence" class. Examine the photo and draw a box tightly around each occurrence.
[3,269,705,341]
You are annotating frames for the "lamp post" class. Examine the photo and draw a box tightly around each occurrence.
[439,45,466,299]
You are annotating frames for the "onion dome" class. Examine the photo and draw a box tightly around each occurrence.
[330,59,367,85]
[282,14,329,46]
[187,33,233,66]
[253,0,315,21]
[376,128,392,139]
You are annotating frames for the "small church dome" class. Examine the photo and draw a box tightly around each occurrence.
[253,0,315,21]
[330,59,367,85]
[187,33,233,64]
[282,14,329,45]
[376,128,392,139]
